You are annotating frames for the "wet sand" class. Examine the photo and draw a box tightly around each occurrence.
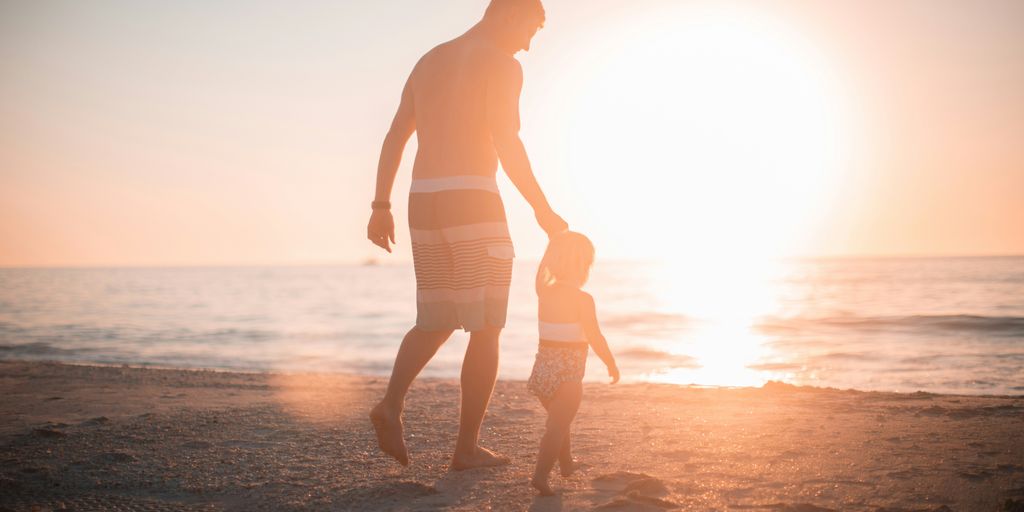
[1,360,1022,511]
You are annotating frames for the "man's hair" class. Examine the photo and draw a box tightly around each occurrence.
[485,0,545,24]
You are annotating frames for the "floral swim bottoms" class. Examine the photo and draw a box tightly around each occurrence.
[527,344,587,402]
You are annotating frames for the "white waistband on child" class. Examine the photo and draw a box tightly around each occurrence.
[539,321,586,343]
[410,175,499,194]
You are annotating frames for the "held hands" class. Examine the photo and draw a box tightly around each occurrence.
[535,207,568,238]
[367,209,396,253]
[607,363,620,385]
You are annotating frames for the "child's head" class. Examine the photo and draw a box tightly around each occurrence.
[536,231,595,293]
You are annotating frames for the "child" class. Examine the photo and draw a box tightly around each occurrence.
[528,231,619,495]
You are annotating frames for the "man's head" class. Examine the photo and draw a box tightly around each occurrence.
[483,0,545,54]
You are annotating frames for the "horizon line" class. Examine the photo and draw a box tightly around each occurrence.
[2,252,1023,270]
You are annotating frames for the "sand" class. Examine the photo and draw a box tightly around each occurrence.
[0,361,1022,512]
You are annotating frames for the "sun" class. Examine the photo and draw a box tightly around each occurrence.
[561,4,851,264]
[522,4,855,387]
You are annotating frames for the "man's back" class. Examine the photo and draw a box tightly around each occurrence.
[410,36,514,180]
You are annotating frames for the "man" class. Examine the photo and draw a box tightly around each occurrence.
[366,0,567,470]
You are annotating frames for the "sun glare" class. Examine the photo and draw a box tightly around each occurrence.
[533,5,854,388]
[640,259,795,388]
[562,5,851,264]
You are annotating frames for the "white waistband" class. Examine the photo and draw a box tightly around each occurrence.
[410,176,499,194]
[539,321,586,342]
[410,222,512,244]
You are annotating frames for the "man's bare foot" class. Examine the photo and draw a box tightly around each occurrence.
[369,402,409,466]
[559,457,579,477]
[450,446,510,471]
[531,477,555,496]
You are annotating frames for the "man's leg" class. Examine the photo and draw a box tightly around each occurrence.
[451,327,509,470]
[370,326,453,466]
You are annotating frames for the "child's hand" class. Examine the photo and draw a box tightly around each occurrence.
[608,363,620,384]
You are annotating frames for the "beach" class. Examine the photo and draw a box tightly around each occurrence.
[1,361,1022,511]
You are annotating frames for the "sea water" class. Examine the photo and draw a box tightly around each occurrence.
[1,257,1022,395]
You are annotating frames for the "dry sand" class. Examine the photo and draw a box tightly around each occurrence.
[1,360,1022,511]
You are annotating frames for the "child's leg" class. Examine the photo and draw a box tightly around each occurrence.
[558,434,576,477]
[532,382,583,495]
[541,390,578,476]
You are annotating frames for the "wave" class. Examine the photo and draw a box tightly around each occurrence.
[602,312,689,329]
[618,347,699,367]
[758,314,1024,336]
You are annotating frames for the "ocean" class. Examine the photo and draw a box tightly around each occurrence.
[1,257,1022,395]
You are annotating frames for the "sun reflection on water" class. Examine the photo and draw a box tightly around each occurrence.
[638,258,798,388]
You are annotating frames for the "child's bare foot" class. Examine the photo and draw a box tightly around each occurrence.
[559,457,579,477]
[369,402,409,466]
[451,446,510,471]
[531,476,555,496]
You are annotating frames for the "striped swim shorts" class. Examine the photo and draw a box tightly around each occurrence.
[408,175,515,332]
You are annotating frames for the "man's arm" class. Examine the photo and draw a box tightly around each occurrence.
[368,77,416,253]
[487,58,567,236]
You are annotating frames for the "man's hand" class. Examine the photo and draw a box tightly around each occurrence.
[367,209,396,253]
[535,208,568,238]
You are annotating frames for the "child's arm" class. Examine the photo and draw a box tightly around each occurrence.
[579,291,620,384]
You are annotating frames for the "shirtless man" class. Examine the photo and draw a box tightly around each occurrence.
[366,0,567,470]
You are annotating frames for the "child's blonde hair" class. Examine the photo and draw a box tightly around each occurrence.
[536,231,595,294]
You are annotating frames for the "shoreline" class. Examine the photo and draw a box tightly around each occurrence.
[1,360,1023,511]
[4,358,1021,400]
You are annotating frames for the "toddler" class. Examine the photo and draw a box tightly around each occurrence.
[527,231,619,495]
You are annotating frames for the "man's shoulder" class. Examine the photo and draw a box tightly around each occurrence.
[424,37,520,72]
[414,42,449,70]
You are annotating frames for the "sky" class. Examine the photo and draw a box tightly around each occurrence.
[1,0,1022,267]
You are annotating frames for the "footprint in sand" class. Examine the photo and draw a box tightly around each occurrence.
[593,494,679,511]
[31,428,66,439]
[92,451,135,464]
[182,440,213,450]
[591,472,679,510]
[591,472,656,492]
[957,469,994,481]
[623,478,671,497]
[79,416,110,427]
